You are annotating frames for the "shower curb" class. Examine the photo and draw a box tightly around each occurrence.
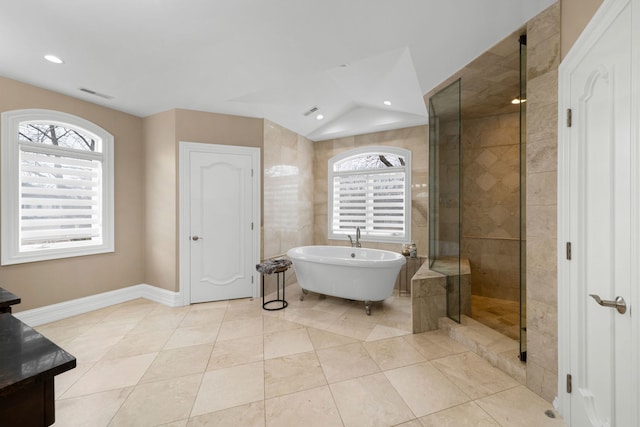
[438,315,526,385]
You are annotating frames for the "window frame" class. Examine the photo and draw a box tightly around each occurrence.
[1,109,114,265]
[328,146,411,244]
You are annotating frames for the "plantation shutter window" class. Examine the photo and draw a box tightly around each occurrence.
[328,147,411,243]
[20,147,102,248]
[1,109,114,265]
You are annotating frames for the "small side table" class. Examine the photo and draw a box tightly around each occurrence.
[256,259,291,311]
[0,287,20,314]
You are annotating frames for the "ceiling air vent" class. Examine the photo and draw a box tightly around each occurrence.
[303,106,319,116]
[79,87,114,99]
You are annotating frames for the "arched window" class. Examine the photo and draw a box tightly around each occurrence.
[328,146,411,243]
[1,109,114,265]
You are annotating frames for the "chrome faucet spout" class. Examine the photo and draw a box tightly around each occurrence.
[348,227,362,247]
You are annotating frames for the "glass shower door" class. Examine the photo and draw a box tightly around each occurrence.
[428,79,462,323]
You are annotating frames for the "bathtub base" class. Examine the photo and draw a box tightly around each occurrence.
[300,287,375,315]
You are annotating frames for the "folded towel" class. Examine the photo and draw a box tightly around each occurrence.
[256,258,292,274]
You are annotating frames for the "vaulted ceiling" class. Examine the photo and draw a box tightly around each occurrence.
[0,0,556,140]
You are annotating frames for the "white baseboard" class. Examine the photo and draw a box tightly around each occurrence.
[13,284,182,327]
[136,284,182,307]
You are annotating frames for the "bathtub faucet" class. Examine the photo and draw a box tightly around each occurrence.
[348,226,362,248]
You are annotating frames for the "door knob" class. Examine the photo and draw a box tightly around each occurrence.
[191,236,203,241]
[589,294,627,314]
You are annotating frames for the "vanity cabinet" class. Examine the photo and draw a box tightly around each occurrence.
[0,313,76,426]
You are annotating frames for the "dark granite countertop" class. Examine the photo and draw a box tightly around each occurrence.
[0,313,76,392]
[0,287,20,309]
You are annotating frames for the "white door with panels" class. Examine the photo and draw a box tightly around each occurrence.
[180,142,260,304]
[558,0,639,425]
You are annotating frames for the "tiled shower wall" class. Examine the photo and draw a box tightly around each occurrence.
[313,126,429,257]
[461,112,521,301]
[525,2,560,403]
[434,119,463,258]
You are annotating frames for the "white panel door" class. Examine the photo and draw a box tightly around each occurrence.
[187,144,259,303]
[559,0,637,425]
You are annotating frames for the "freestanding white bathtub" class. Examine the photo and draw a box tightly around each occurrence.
[286,245,406,315]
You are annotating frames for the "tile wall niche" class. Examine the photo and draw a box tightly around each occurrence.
[262,120,314,294]
[313,125,429,257]
[461,112,521,301]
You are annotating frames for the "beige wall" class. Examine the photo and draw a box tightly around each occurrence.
[462,112,521,301]
[313,126,429,256]
[174,109,264,149]
[0,81,266,307]
[526,2,561,402]
[142,110,177,292]
[0,77,146,311]
[142,108,263,292]
[561,0,604,58]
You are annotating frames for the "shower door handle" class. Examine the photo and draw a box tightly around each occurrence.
[589,294,627,314]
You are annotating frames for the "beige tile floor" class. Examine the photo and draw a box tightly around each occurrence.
[471,295,521,341]
[39,285,566,426]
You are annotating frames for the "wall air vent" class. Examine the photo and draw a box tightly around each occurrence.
[303,106,319,116]
[79,87,114,99]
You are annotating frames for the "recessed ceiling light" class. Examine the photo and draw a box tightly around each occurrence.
[384,100,391,106]
[44,54,64,64]
[316,114,324,120]
[511,98,526,104]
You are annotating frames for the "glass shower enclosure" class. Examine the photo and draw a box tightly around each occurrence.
[428,79,462,323]
[427,34,527,362]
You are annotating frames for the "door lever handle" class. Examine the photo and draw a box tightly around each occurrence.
[589,294,627,314]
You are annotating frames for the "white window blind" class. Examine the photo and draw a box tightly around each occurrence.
[20,147,103,249]
[332,171,406,237]
[328,147,411,243]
